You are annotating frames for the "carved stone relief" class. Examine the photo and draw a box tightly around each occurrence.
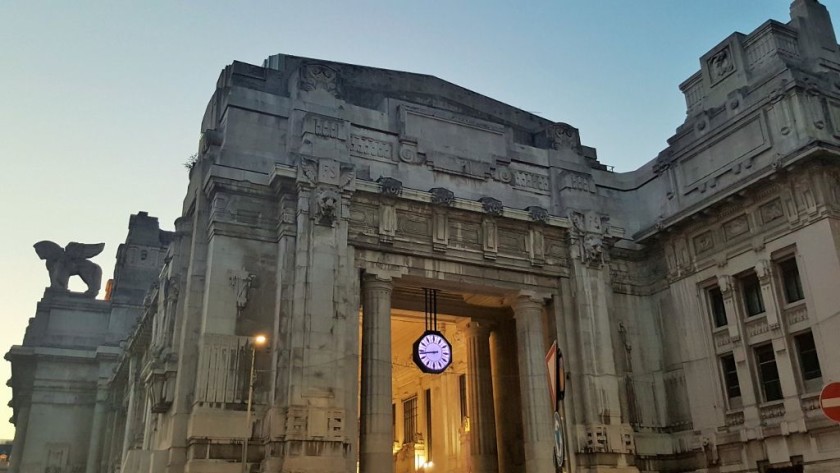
[693,231,715,255]
[542,122,581,150]
[312,187,341,226]
[513,169,550,192]
[479,197,503,216]
[558,170,596,193]
[378,177,403,197]
[708,46,735,84]
[229,269,255,318]
[398,139,423,164]
[349,135,392,161]
[527,206,549,224]
[429,187,455,206]
[494,165,513,184]
[299,63,339,96]
[723,215,750,240]
[303,114,345,140]
[759,198,785,224]
[568,209,611,268]
[583,234,604,266]
[396,211,431,237]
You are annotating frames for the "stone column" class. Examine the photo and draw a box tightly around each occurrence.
[85,383,109,473]
[359,274,393,473]
[514,292,554,473]
[8,402,31,473]
[462,319,498,473]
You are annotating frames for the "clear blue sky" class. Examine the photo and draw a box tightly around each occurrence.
[0,0,836,440]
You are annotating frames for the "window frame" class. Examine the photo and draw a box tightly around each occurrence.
[720,353,742,408]
[777,257,805,305]
[793,331,822,393]
[754,344,783,402]
[402,396,418,444]
[707,286,728,328]
[740,272,765,317]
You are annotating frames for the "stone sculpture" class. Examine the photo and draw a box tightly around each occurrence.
[34,241,104,297]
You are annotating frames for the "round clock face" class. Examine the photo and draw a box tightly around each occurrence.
[412,330,452,374]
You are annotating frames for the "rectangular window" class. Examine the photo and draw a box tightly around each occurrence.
[795,332,821,381]
[755,344,783,402]
[741,273,765,317]
[425,388,433,461]
[779,259,805,303]
[392,403,397,442]
[403,396,417,444]
[721,354,741,400]
[458,374,467,422]
[709,287,728,328]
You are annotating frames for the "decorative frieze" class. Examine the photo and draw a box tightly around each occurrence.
[724,411,745,427]
[350,135,392,161]
[302,114,345,140]
[784,304,808,327]
[513,169,550,192]
[759,403,785,422]
[558,170,595,193]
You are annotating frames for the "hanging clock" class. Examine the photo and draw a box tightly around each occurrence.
[413,288,452,374]
[413,330,453,374]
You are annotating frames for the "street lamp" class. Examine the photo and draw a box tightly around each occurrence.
[242,334,267,473]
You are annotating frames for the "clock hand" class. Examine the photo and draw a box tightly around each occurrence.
[419,350,439,355]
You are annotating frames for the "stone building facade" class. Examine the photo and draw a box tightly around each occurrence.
[6,1,840,472]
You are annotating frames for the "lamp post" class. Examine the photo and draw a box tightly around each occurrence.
[242,334,267,473]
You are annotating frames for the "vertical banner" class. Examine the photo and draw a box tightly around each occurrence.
[546,341,566,471]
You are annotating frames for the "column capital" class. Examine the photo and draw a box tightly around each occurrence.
[363,271,394,291]
[458,318,496,337]
[511,290,549,314]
